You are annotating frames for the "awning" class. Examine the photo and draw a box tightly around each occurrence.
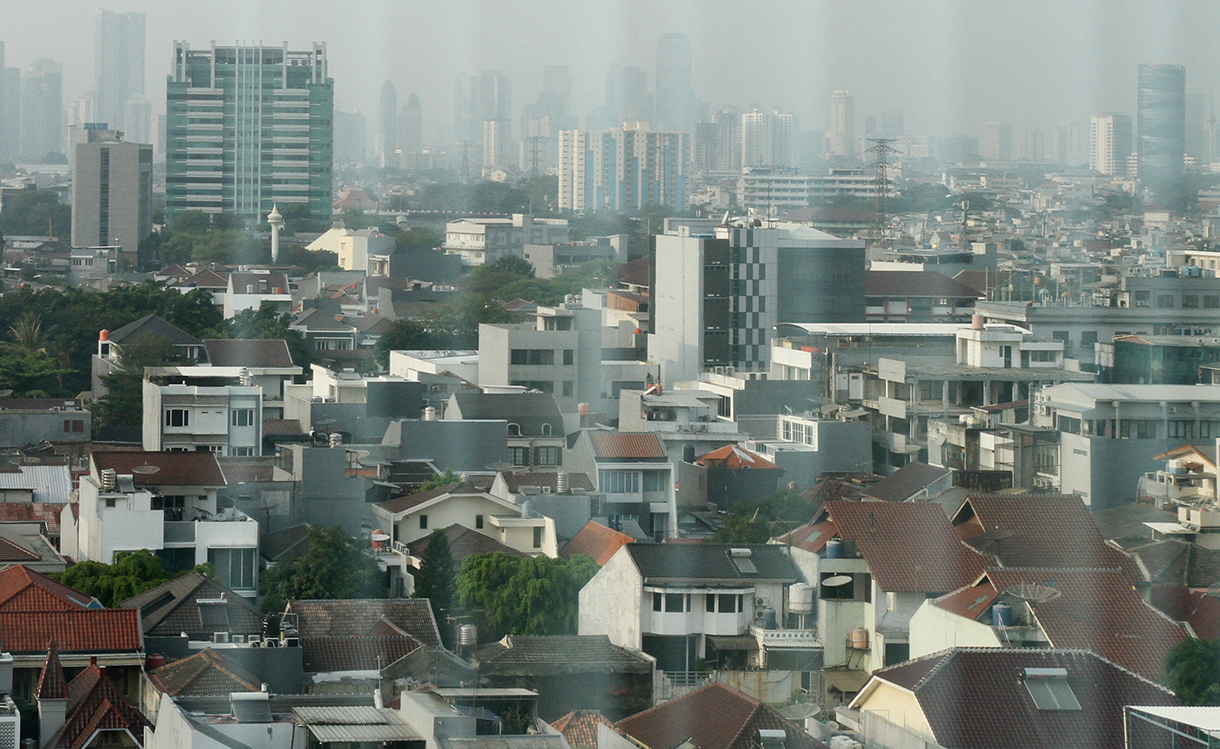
[708,635,759,652]
[823,670,870,693]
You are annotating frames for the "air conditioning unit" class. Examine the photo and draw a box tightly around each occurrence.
[283,637,300,648]
[231,635,246,644]
[250,640,261,648]
[213,632,230,643]
[754,609,766,620]
[263,638,279,648]
[755,597,766,607]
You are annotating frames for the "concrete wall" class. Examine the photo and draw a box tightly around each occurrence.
[387,419,510,472]
[578,547,644,650]
[908,600,1001,659]
[649,234,705,387]
[0,410,91,448]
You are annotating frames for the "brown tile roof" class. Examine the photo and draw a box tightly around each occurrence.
[149,648,262,697]
[118,571,263,639]
[860,648,1177,749]
[588,432,666,460]
[865,270,986,299]
[930,582,1001,621]
[0,610,141,652]
[287,599,441,648]
[182,269,229,288]
[501,471,596,493]
[0,503,63,536]
[860,462,951,502]
[696,445,780,470]
[474,635,650,670]
[983,568,1189,681]
[374,482,475,515]
[775,520,837,554]
[261,524,312,563]
[827,501,988,592]
[1114,538,1220,588]
[204,338,295,368]
[0,565,95,610]
[615,682,826,749]
[107,314,202,346]
[561,521,633,566]
[36,645,66,699]
[552,710,615,749]
[615,258,650,289]
[262,418,306,436]
[406,524,526,563]
[0,535,39,562]
[91,451,226,487]
[49,662,152,749]
[953,495,1133,572]
[1151,585,1220,640]
[301,636,420,673]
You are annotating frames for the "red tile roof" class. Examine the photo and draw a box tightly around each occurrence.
[860,648,1176,749]
[1152,585,1220,640]
[776,520,837,554]
[553,710,616,749]
[984,568,1188,681]
[615,682,825,749]
[0,610,142,652]
[149,648,262,697]
[827,501,988,592]
[49,662,151,749]
[696,445,780,470]
[588,432,666,460]
[561,521,634,565]
[0,503,63,536]
[286,599,441,648]
[0,565,94,610]
[36,645,66,699]
[0,535,38,562]
[91,451,226,487]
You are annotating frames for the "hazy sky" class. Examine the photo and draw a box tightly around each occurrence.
[1,0,1218,142]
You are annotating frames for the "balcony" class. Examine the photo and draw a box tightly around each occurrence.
[750,624,820,650]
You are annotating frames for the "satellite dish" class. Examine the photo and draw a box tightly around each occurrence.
[982,528,1014,542]
[348,449,371,460]
[1004,583,1062,604]
[131,464,161,475]
[823,575,854,587]
[1204,582,1220,600]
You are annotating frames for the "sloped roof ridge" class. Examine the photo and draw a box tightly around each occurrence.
[908,646,1179,694]
[616,680,758,726]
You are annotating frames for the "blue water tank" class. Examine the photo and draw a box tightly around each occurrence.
[826,539,844,558]
[762,608,778,630]
[992,602,1013,627]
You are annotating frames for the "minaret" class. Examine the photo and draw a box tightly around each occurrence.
[267,204,284,264]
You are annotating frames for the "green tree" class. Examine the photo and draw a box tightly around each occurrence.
[415,530,458,647]
[1164,638,1220,705]
[0,189,71,237]
[93,332,180,430]
[458,553,598,637]
[710,489,813,544]
[57,550,210,607]
[418,470,458,492]
[259,526,384,613]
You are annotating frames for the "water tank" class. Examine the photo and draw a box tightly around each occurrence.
[328,432,342,448]
[992,602,1014,627]
[422,406,438,421]
[683,444,696,463]
[972,314,984,330]
[238,367,252,387]
[825,538,844,558]
[787,583,814,614]
[762,608,778,630]
[556,472,569,494]
[850,627,868,650]
[458,623,478,647]
[146,653,166,670]
[577,402,590,415]
[100,468,117,492]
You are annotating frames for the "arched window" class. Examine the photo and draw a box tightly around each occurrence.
[508,423,522,437]
[541,423,553,436]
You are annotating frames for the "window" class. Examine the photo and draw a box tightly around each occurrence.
[208,547,256,590]
[563,349,574,365]
[653,592,662,611]
[419,514,428,530]
[1056,416,1081,435]
[718,593,738,613]
[562,381,573,397]
[475,514,484,529]
[1080,331,1098,347]
[532,526,543,548]
[1169,420,1196,439]
[705,594,715,612]
[1051,331,1070,346]
[599,470,639,493]
[230,446,255,457]
[507,423,522,437]
[165,409,189,427]
[534,446,561,465]
[541,422,553,436]
[1183,294,1200,309]
[231,408,256,427]
[642,471,667,492]
[62,419,84,433]
[510,349,555,365]
[1136,420,1157,439]
[665,593,685,612]
[1157,294,1175,308]
[510,446,530,466]
[1205,296,1220,309]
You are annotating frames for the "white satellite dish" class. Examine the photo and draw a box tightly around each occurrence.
[822,575,853,587]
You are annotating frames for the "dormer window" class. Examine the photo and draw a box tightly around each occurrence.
[541,423,553,436]
[508,423,522,437]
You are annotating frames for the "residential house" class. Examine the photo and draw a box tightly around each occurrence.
[35,648,152,749]
[564,431,677,540]
[64,452,259,597]
[560,521,634,566]
[489,471,600,541]
[142,369,263,456]
[0,398,91,448]
[618,389,751,473]
[224,271,292,319]
[91,314,205,399]
[446,392,566,470]
[578,544,815,685]
[203,338,302,403]
[473,635,653,720]
[443,214,570,266]
[692,445,784,509]
[848,649,1177,749]
[118,571,263,644]
[864,270,985,324]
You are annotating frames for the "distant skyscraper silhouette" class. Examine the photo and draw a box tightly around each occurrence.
[379,80,397,164]
[1137,63,1186,195]
[400,94,422,154]
[654,33,694,130]
[95,10,145,133]
[828,90,855,157]
[20,58,63,160]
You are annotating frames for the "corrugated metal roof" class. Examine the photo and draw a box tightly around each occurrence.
[0,465,73,503]
[294,706,421,742]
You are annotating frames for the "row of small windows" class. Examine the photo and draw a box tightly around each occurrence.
[164,408,256,427]
[651,592,745,613]
[1056,415,1220,439]
[510,349,575,366]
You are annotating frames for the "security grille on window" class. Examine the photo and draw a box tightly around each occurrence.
[165,409,189,427]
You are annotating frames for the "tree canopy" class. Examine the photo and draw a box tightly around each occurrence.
[710,489,813,544]
[415,529,458,648]
[259,526,384,613]
[0,189,70,238]
[457,552,598,637]
[226,304,311,370]
[1163,637,1220,705]
[56,550,211,607]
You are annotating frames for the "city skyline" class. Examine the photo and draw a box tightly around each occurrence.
[0,0,1218,146]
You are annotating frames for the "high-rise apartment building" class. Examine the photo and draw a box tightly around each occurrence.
[1137,63,1186,194]
[454,70,511,147]
[95,10,145,135]
[592,65,653,129]
[72,132,152,264]
[1185,92,1209,165]
[165,42,334,221]
[20,59,63,161]
[649,223,865,385]
[654,33,694,131]
[482,119,511,167]
[1090,114,1133,176]
[713,107,741,173]
[558,125,688,212]
[378,80,397,164]
[741,108,794,169]
[123,96,151,145]
[400,93,422,154]
[827,90,855,157]
[980,121,1013,161]
[0,43,19,160]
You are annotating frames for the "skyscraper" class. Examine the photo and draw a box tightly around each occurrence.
[980,122,1013,161]
[1137,63,1186,194]
[741,108,795,169]
[558,124,688,212]
[95,10,145,133]
[72,132,152,262]
[1090,114,1133,176]
[654,33,694,131]
[0,42,19,160]
[828,90,854,157]
[399,94,422,154]
[1185,93,1208,165]
[379,80,397,164]
[19,58,63,160]
[482,119,511,167]
[454,70,511,146]
[165,42,334,220]
[713,107,741,173]
[602,65,652,127]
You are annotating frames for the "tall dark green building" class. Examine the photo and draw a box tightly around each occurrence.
[165,42,333,221]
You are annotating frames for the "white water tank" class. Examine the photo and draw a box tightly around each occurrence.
[787,582,814,614]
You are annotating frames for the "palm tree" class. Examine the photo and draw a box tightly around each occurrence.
[0,312,47,358]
